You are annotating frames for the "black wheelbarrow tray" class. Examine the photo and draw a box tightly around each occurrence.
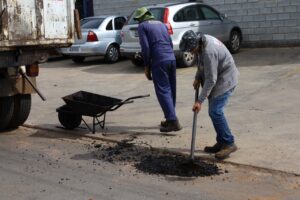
[56,91,150,133]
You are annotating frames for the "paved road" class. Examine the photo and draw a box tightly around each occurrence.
[0,127,299,200]
[27,47,300,175]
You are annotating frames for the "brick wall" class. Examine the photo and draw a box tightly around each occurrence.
[93,0,300,47]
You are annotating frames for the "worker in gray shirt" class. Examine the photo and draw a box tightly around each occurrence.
[180,30,239,159]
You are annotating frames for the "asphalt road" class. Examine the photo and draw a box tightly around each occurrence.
[0,127,299,200]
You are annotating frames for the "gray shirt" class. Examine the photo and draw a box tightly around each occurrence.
[195,35,239,103]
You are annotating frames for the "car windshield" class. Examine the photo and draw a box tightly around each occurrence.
[80,18,105,29]
[127,8,165,25]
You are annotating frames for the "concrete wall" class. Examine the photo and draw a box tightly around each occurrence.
[93,0,300,47]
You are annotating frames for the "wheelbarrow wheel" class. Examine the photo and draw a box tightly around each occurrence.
[58,112,82,130]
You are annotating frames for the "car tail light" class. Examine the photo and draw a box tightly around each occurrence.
[163,8,173,35]
[25,64,39,77]
[87,31,98,42]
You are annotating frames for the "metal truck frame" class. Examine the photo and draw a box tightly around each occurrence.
[0,0,79,130]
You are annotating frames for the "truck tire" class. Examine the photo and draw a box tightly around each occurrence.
[0,96,14,130]
[177,51,196,68]
[58,112,82,130]
[8,94,31,129]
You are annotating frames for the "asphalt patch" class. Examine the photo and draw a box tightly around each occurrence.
[93,142,222,177]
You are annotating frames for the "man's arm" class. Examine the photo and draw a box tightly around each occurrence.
[197,53,218,103]
[138,25,151,66]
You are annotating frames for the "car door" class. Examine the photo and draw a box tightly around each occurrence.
[198,5,227,41]
[114,17,127,44]
[172,5,203,40]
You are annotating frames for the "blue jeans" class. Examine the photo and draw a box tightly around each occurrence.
[208,88,235,145]
[151,60,177,121]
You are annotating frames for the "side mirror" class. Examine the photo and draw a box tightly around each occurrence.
[220,13,227,20]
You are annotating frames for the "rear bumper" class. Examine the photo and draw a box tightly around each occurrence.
[60,41,108,56]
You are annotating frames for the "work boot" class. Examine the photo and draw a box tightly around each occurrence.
[160,120,182,132]
[204,143,224,153]
[160,120,167,127]
[215,143,238,160]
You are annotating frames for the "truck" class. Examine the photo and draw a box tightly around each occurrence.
[0,0,80,130]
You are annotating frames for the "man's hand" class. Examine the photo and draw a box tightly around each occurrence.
[193,79,201,90]
[192,101,202,113]
[144,66,152,80]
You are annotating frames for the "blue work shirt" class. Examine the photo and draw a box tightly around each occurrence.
[138,20,175,66]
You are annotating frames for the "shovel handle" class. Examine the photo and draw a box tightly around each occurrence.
[190,88,200,160]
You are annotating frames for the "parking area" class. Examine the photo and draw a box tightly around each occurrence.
[27,47,300,175]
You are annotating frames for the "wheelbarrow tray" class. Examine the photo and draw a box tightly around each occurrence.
[62,91,123,116]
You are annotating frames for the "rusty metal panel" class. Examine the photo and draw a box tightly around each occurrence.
[7,0,37,40]
[0,0,75,49]
[44,0,69,39]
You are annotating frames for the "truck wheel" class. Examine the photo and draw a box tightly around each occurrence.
[8,94,31,129]
[71,56,85,63]
[0,96,14,130]
[58,112,82,130]
[177,51,196,67]
[105,45,120,63]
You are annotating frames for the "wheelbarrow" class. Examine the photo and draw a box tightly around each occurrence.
[56,91,150,133]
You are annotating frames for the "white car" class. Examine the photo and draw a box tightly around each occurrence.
[120,1,242,67]
[61,15,127,63]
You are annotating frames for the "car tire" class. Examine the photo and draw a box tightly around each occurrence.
[0,96,14,130]
[228,30,241,54]
[7,94,31,129]
[130,58,144,67]
[38,55,49,63]
[71,56,85,63]
[58,112,82,130]
[177,51,196,67]
[105,45,120,63]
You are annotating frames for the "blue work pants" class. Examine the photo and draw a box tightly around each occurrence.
[208,88,235,145]
[151,60,177,121]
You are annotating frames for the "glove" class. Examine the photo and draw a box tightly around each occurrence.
[144,66,152,81]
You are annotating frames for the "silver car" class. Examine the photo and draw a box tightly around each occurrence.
[61,15,127,63]
[120,1,242,67]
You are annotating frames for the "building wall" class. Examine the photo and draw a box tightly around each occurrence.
[93,0,300,47]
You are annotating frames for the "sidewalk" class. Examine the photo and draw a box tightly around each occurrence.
[27,47,300,175]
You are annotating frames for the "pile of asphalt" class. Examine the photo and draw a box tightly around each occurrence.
[93,141,221,177]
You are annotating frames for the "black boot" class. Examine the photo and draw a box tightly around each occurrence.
[160,120,182,132]
[204,143,224,153]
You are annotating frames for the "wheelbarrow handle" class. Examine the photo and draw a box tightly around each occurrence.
[124,94,150,102]
[108,94,150,111]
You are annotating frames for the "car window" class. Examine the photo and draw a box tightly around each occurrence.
[201,6,220,20]
[127,7,165,25]
[174,6,204,22]
[114,17,126,30]
[81,18,104,29]
[106,20,113,30]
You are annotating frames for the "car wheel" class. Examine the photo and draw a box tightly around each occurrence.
[130,58,144,67]
[177,51,196,67]
[228,30,241,54]
[8,94,31,129]
[38,55,49,63]
[0,96,14,130]
[105,45,120,63]
[71,56,85,63]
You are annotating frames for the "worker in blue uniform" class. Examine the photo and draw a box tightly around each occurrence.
[134,7,182,132]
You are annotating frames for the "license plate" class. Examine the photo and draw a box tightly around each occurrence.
[69,47,80,52]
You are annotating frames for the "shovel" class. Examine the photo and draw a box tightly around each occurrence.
[190,87,199,161]
[179,88,202,172]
